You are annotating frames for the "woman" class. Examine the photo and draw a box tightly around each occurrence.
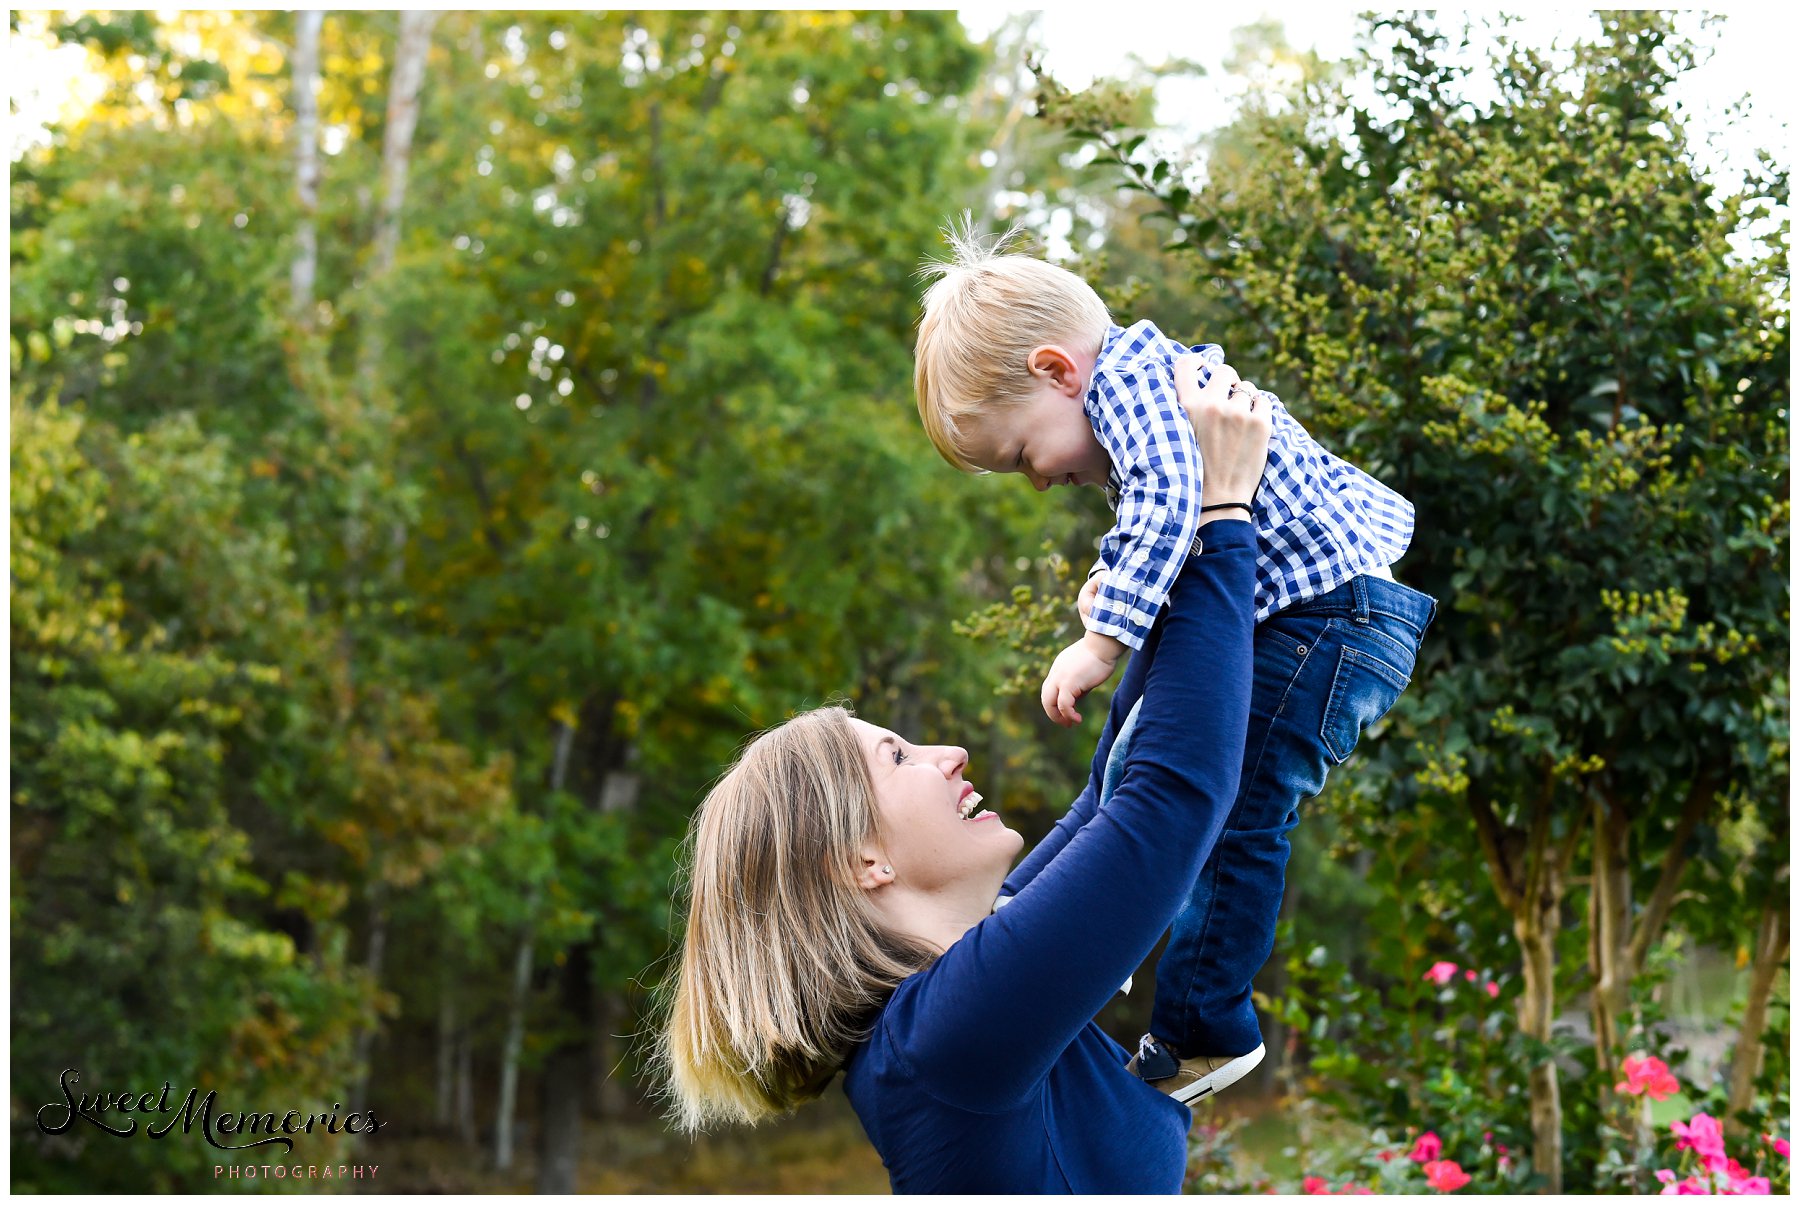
[655,357,1272,1192]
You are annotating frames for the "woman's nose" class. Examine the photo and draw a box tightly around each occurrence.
[1030,474,1049,492]
[938,746,969,777]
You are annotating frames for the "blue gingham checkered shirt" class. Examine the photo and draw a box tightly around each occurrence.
[1084,319,1415,650]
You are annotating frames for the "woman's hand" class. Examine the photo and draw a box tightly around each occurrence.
[1171,353,1272,522]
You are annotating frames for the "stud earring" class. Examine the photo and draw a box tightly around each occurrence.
[882,865,893,876]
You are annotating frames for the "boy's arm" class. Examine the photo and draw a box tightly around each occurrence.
[1083,360,1207,652]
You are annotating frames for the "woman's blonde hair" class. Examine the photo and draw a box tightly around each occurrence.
[913,212,1113,471]
[651,705,938,1132]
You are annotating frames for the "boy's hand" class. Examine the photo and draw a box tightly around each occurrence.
[1077,573,1102,622]
[1040,631,1125,727]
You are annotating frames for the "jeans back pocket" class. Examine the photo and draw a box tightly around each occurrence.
[1321,643,1413,764]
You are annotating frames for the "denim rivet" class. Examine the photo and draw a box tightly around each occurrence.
[1296,644,1308,656]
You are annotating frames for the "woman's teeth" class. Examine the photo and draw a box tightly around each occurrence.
[960,791,984,819]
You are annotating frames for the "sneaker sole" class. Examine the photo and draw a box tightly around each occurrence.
[1168,1042,1266,1105]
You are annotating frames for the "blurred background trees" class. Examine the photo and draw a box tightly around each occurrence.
[10,8,1786,1193]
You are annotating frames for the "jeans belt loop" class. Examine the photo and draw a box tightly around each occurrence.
[1351,574,1371,623]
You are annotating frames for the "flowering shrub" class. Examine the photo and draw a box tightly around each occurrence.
[1295,1128,1520,1194]
[1265,924,1533,1190]
[1650,1111,1789,1195]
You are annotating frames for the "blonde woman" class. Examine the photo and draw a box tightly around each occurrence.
[655,356,1271,1192]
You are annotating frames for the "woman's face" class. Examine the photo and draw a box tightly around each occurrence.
[850,718,1023,895]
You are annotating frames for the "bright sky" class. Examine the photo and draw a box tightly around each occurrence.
[958,4,1793,189]
[10,6,1793,184]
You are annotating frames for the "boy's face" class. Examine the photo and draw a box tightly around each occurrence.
[961,344,1112,492]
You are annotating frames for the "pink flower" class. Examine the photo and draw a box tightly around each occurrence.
[1302,1176,1330,1194]
[1485,981,1501,998]
[1410,1131,1443,1163]
[1464,968,1477,981]
[1656,1170,1678,1186]
[1765,1134,1790,1159]
[1672,1113,1727,1163]
[1615,1053,1680,1101]
[1423,1159,1472,1191]
[1423,961,1459,986]
[1720,1158,1772,1193]
[1661,1175,1709,1195]
[1375,1150,1396,1163]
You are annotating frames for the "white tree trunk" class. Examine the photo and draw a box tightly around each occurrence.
[455,1025,476,1143]
[494,719,569,1170]
[435,994,456,1128]
[493,901,536,1171]
[359,10,438,393]
[371,10,438,276]
[288,10,325,325]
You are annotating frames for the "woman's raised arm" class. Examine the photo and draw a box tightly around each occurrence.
[891,366,1273,1112]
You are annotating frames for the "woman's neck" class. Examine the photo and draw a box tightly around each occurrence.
[876,883,1001,956]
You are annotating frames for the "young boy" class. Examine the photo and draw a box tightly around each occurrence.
[913,223,1437,1103]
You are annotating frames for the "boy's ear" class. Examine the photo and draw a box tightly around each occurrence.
[1027,344,1081,393]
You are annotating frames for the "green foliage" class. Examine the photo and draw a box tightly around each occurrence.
[10,398,369,1189]
[11,10,1117,1188]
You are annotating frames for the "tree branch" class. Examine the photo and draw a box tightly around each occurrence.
[1627,770,1719,974]
[1467,779,1524,915]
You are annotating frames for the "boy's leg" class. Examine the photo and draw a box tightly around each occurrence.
[1149,575,1436,1058]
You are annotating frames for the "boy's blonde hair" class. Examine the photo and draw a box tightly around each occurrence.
[913,214,1113,471]
[651,706,939,1132]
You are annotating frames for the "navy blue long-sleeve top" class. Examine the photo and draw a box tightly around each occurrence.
[840,520,1259,1194]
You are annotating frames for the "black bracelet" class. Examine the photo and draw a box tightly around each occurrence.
[1200,502,1253,515]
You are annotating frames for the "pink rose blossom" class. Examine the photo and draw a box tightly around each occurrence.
[1302,1175,1330,1194]
[1765,1134,1790,1159]
[1672,1112,1727,1163]
[1656,1170,1678,1186]
[1375,1150,1396,1164]
[1410,1132,1443,1163]
[1721,1158,1772,1193]
[1464,968,1478,981]
[1484,981,1501,998]
[1423,961,1459,986]
[1615,1053,1680,1101]
[1423,1159,1472,1191]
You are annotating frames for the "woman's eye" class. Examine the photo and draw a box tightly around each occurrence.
[892,747,907,765]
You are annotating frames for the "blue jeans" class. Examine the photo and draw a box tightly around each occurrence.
[1102,573,1438,1057]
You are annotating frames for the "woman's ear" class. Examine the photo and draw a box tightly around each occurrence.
[855,849,894,891]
